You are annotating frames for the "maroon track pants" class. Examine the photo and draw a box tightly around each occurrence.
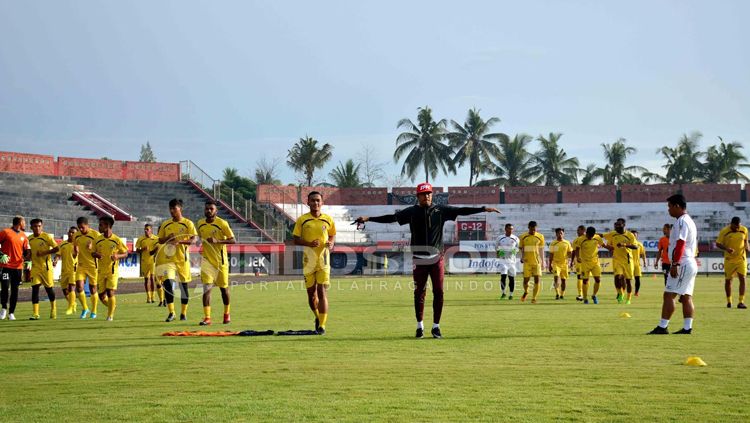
[413,255,445,324]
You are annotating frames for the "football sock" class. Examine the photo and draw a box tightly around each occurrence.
[78,292,89,310]
[582,282,588,299]
[181,304,188,316]
[91,293,98,314]
[739,295,745,304]
[66,291,75,309]
[508,276,515,294]
[417,321,424,330]
[167,303,175,314]
[158,287,165,302]
[203,306,211,319]
[223,304,230,314]
[659,318,669,328]
[727,295,732,304]
[32,303,39,316]
[319,313,328,329]
[635,276,641,293]
[577,279,583,296]
[50,301,56,317]
[432,323,439,329]
[500,274,507,294]
[532,281,541,299]
[108,296,116,318]
[684,318,693,330]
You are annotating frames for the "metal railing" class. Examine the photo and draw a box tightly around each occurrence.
[180,160,220,198]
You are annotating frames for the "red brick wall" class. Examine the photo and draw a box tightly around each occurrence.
[505,186,558,204]
[124,161,179,182]
[561,185,616,203]
[680,183,741,202]
[447,186,500,204]
[0,152,56,176]
[257,185,299,203]
[620,184,679,203]
[338,188,388,205]
[57,156,124,179]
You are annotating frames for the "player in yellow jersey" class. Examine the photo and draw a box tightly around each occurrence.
[55,227,78,315]
[197,200,236,326]
[716,217,749,309]
[631,230,647,298]
[28,219,59,320]
[519,221,546,304]
[576,227,604,304]
[604,218,638,304]
[74,216,101,319]
[548,228,572,300]
[157,198,197,322]
[293,191,336,335]
[91,216,129,321]
[569,225,586,301]
[136,223,161,305]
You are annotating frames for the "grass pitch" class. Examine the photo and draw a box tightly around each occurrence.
[1,274,749,422]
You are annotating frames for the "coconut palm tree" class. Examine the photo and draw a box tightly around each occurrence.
[529,133,580,186]
[447,108,505,186]
[702,137,749,183]
[329,159,364,188]
[476,134,536,186]
[394,106,455,183]
[287,136,333,186]
[597,138,647,185]
[655,132,704,184]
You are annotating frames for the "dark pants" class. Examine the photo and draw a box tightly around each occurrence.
[661,263,671,286]
[413,256,445,324]
[1,268,22,313]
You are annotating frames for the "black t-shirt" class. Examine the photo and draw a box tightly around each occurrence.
[369,204,485,257]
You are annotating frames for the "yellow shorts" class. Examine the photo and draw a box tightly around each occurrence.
[31,271,54,288]
[523,263,542,278]
[59,272,76,288]
[96,274,118,291]
[580,262,602,279]
[613,260,634,279]
[304,268,330,288]
[201,261,229,288]
[633,264,643,277]
[76,267,98,285]
[551,262,569,278]
[725,260,747,279]
[140,262,155,278]
[155,261,192,283]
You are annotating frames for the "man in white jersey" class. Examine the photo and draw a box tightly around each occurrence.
[648,194,698,335]
[496,223,520,300]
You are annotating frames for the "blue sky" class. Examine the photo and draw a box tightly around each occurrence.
[0,1,748,187]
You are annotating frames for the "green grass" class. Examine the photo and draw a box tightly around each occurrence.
[1,274,749,422]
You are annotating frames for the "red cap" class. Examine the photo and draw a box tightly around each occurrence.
[416,182,433,194]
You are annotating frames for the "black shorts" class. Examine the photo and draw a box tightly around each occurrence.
[661,263,671,274]
[1,268,22,286]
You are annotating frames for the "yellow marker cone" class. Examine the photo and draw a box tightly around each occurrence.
[685,356,707,367]
[619,312,631,318]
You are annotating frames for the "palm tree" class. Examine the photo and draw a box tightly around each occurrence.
[476,134,536,186]
[655,132,704,184]
[578,163,600,185]
[702,137,749,183]
[447,108,505,186]
[598,138,647,185]
[329,159,364,187]
[287,136,333,186]
[529,133,580,186]
[394,106,455,183]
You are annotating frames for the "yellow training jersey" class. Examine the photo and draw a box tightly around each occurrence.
[293,212,336,272]
[606,230,636,263]
[94,233,128,277]
[157,217,197,265]
[717,225,748,263]
[136,234,160,269]
[519,231,545,266]
[579,235,604,265]
[29,232,57,277]
[634,241,646,267]
[57,240,77,275]
[197,217,235,269]
[549,239,572,264]
[74,229,101,270]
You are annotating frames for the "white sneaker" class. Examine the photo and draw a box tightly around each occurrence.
[106,316,113,321]
[0,309,7,320]
[8,313,16,321]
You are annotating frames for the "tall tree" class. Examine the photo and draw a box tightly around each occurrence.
[530,133,580,186]
[598,138,647,185]
[139,141,156,162]
[447,108,504,186]
[287,136,333,186]
[702,137,749,183]
[655,132,704,184]
[329,159,364,188]
[394,106,455,183]
[578,163,600,185]
[254,156,283,185]
[476,134,536,186]
[357,144,386,187]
